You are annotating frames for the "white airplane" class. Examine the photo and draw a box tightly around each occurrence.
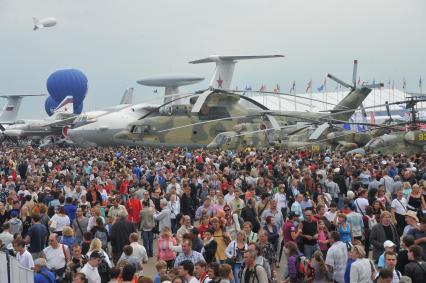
[4,96,75,138]
[33,17,57,30]
[66,77,204,147]
[0,93,46,131]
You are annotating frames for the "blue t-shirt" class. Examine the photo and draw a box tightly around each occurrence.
[34,267,56,283]
[27,223,48,253]
[64,204,77,224]
[154,274,161,283]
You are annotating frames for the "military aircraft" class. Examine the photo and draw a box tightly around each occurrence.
[361,96,426,155]
[3,96,76,138]
[114,59,379,148]
[0,93,46,131]
[66,75,204,147]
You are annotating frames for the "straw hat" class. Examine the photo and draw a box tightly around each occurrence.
[405,210,419,222]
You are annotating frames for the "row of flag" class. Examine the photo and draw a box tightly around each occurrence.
[242,77,423,94]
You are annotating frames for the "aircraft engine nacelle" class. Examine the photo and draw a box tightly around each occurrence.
[404,130,426,146]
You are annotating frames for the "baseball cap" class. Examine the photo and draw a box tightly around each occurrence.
[383,240,396,248]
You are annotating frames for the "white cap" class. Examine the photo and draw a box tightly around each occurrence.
[47,161,53,168]
[381,160,387,165]
[333,168,340,173]
[384,240,396,248]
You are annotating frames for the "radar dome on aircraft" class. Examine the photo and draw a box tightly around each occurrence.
[137,73,204,88]
[44,96,59,116]
[46,68,88,107]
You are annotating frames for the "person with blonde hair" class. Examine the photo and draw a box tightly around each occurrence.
[349,245,375,283]
[369,211,399,262]
[86,238,112,268]
[60,226,76,252]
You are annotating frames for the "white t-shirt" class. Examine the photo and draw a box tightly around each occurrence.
[353,197,369,215]
[16,249,34,269]
[43,244,68,270]
[274,192,288,210]
[326,241,348,283]
[391,198,407,215]
[50,214,70,232]
[188,276,199,283]
[130,242,148,263]
[81,262,101,283]
[325,211,337,223]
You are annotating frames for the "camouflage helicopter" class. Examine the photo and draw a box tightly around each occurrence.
[207,60,386,151]
[114,59,381,148]
[355,96,426,156]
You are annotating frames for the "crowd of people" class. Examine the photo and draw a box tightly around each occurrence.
[0,144,425,283]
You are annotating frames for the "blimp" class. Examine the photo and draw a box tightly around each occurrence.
[33,17,57,30]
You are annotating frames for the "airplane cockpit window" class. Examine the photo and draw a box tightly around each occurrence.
[133,125,156,133]
[199,106,231,120]
[132,126,142,134]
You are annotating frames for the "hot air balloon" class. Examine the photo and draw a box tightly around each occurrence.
[46,69,88,107]
[44,96,59,116]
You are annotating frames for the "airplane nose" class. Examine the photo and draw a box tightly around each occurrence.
[4,129,23,137]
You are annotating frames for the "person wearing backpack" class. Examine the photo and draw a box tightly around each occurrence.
[283,241,301,283]
[239,250,268,283]
[90,217,109,253]
[86,238,112,283]
[404,245,426,283]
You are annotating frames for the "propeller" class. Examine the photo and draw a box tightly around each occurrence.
[327,60,384,91]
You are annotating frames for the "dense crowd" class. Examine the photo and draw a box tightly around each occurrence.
[0,144,425,283]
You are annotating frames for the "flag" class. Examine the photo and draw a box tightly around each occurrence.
[245,85,252,91]
[290,81,296,92]
[259,84,266,92]
[357,77,361,86]
[370,111,376,127]
[317,84,324,92]
[153,89,158,93]
[402,78,406,91]
[420,76,423,89]
[305,80,312,93]
[273,84,280,93]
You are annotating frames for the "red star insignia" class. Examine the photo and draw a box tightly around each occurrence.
[216,76,224,88]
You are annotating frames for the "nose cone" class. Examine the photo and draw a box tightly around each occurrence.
[113,130,129,140]
[4,129,23,137]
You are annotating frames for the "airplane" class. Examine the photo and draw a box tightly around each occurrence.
[3,95,76,138]
[115,59,379,148]
[33,17,57,30]
[0,93,46,131]
[66,75,204,147]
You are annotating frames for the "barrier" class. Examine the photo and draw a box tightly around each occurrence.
[0,251,34,283]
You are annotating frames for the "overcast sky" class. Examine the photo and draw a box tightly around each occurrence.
[0,0,425,118]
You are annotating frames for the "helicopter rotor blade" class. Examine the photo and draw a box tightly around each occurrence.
[352,60,358,87]
[362,83,384,89]
[191,90,213,113]
[308,122,330,140]
[327,73,352,89]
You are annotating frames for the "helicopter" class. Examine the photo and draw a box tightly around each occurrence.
[360,96,426,155]
[114,60,381,148]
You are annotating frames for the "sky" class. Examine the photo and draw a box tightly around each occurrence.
[0,0,425,118]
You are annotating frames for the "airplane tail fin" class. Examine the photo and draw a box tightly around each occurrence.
[0,93,45,123]
[33,17,40,30]
[54,96,74,114]
[119,87,134,105]
[189,55,284,90]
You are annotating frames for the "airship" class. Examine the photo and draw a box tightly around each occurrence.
[33,17,57,30]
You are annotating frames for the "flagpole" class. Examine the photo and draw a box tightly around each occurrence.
[310,79,312,111]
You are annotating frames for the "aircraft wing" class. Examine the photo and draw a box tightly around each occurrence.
[40,116,77,128]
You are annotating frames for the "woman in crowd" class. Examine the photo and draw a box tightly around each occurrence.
[157,227,177,270]
[225,230,247,283]
[49,205,70,236]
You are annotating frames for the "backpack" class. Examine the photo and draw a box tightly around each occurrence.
[95,230,108,250]
[296,255,313,282]
[98,254,111,283]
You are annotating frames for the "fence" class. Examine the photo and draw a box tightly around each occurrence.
[0,251,34,283]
